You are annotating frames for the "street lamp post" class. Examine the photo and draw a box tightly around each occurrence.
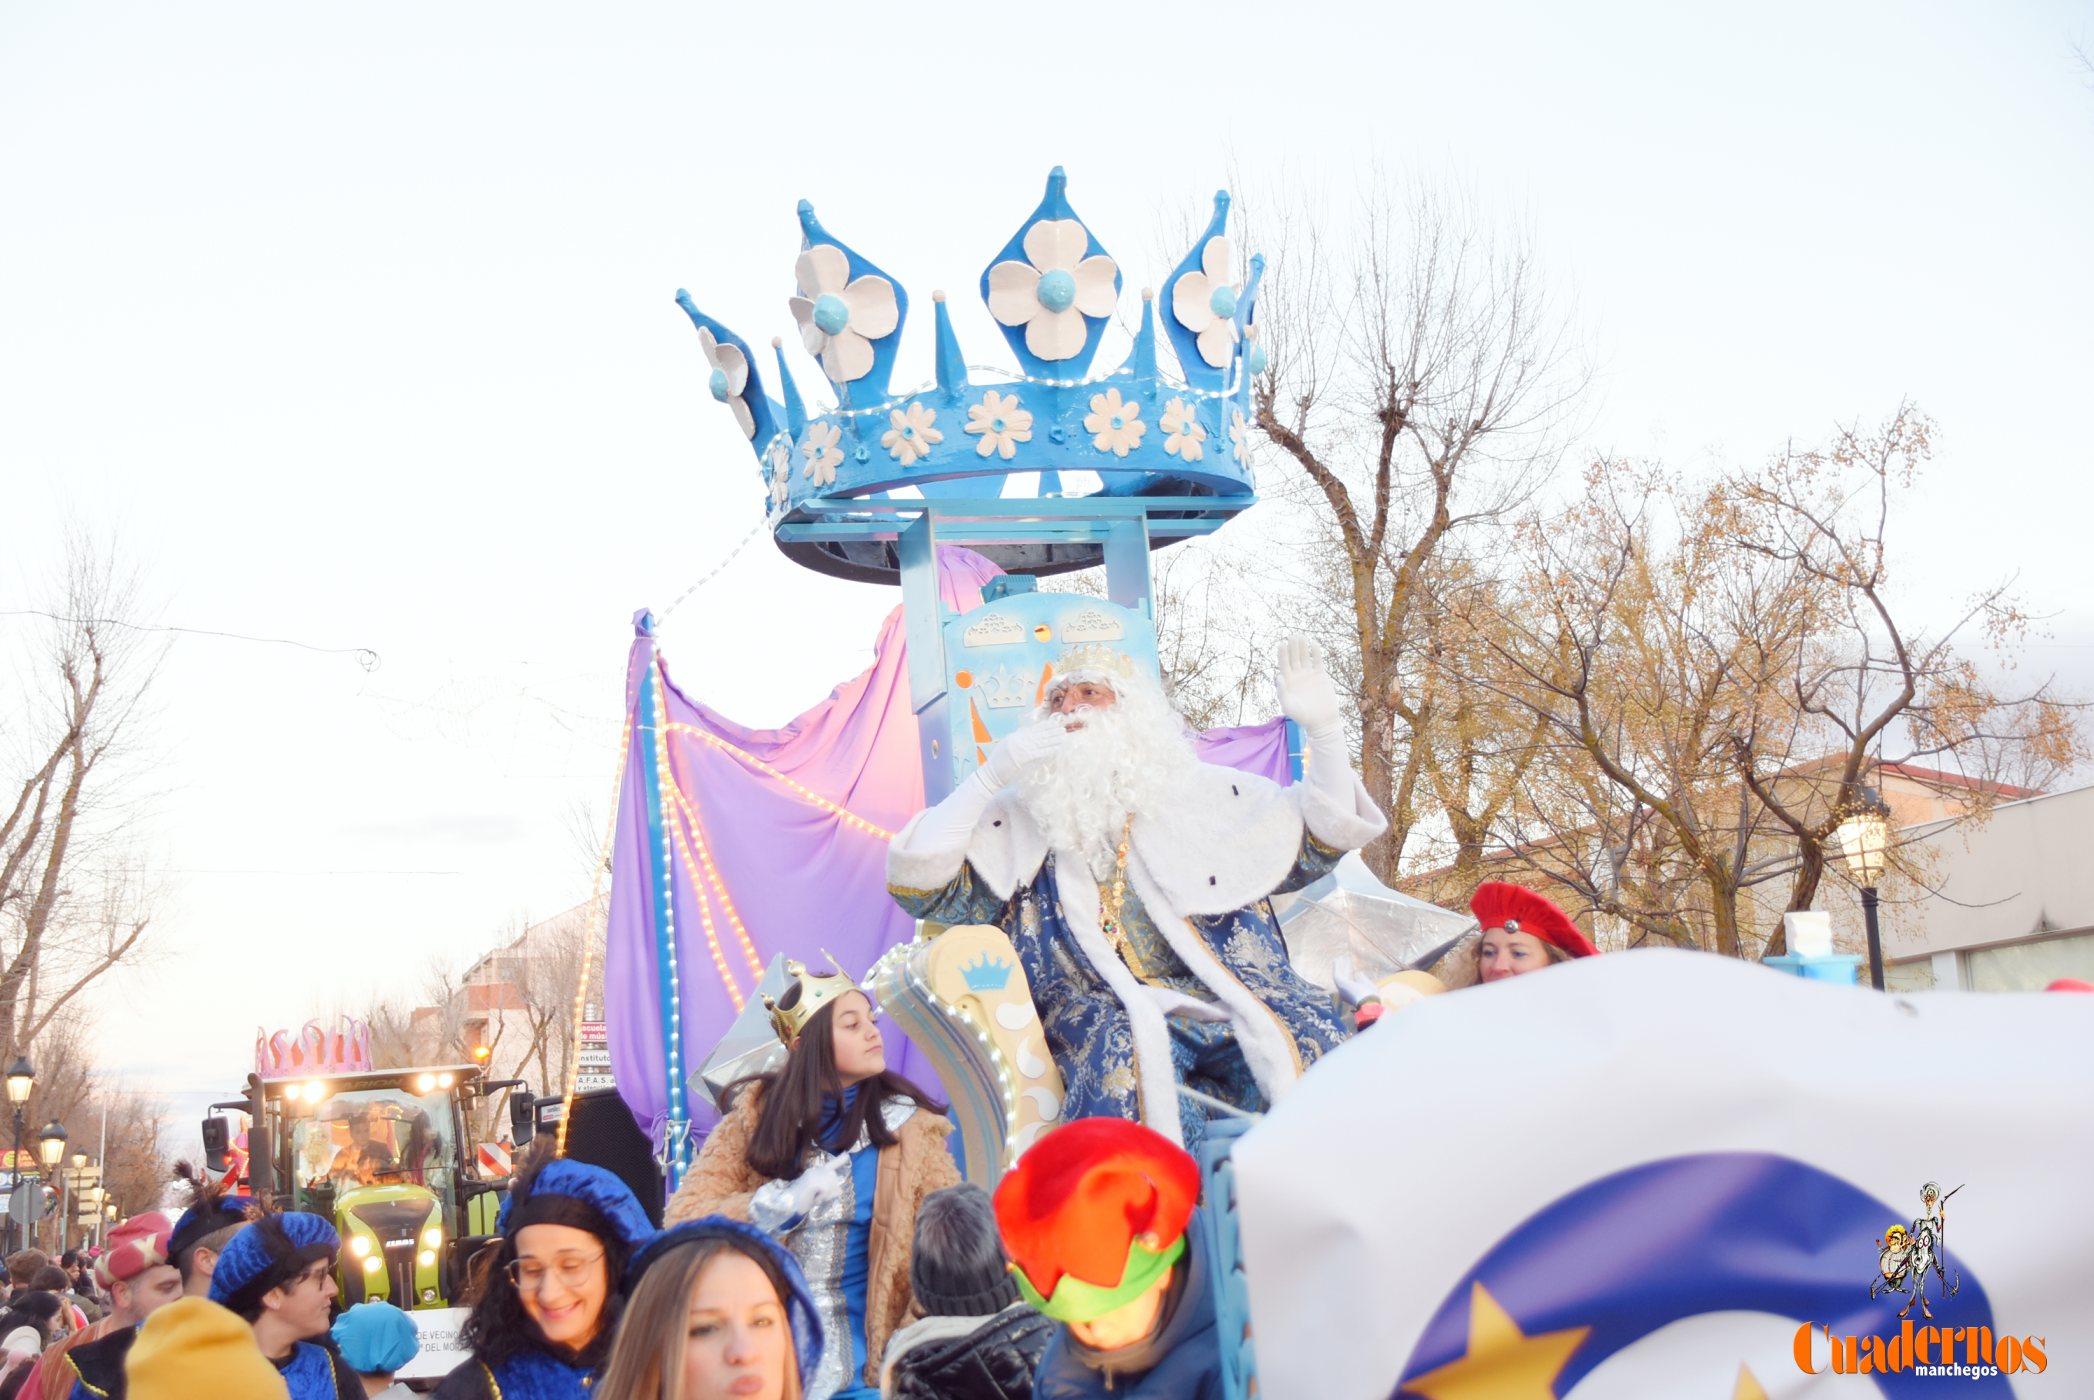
[3,1058,31,1255]
[62,1151,86,1255]
[1836,785,1894,991]
[36,1122,65,1253]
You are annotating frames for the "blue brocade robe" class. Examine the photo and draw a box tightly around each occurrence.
[889,759,1386,1149]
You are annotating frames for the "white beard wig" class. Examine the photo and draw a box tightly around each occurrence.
[1016,670,1200,880]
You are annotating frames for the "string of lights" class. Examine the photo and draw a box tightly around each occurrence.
[662,761,766,981]
[664,723,898,840]
[556,708,634,1159]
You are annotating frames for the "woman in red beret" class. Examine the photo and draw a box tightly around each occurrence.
[1459,882,1599,985]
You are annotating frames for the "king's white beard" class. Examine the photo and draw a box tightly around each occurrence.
[1015,698,1198,880]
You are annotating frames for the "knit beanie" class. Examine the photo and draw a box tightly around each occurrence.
[95,1212,175,1289]
[125,1297,291,1400]
[499,1159,654,1249]
[909,1185,1021,1317]
[207,1214,339,1319]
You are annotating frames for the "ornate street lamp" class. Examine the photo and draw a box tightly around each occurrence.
[1836,785,1894,990]
[2,1058,29,1254]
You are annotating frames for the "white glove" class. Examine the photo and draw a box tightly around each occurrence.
[1331,954,1380,1008]
[792,1152,851,1213]
[1275,634,1343,738]
[752,1152,851,1234]
[979,717,1070,791]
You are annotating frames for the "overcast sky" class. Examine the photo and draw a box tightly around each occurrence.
[4,2,2091,1143]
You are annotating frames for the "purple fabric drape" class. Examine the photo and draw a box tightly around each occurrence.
[604,549,1295,1147]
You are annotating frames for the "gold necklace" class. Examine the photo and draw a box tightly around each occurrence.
[1096,817,1150,981]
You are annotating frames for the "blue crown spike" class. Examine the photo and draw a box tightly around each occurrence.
[1236,252,1268,403]
[979,167,1122,380]
[790,200,909,403]
[931,292,968,401]
[1131,288,1159,402]
[675,289,777,450]
[770,337,808,440]
[1159,190,1239,391]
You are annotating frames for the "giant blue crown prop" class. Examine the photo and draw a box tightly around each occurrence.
[677,168,1267,582]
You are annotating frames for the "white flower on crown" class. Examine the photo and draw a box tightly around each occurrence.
[1084,388,1146,458]
[1229,409,1248,456]
[881,403,943,467]
[789,244,900,385]
[801,421,843,486]
[985,220,1119,362]
[1171,235,1242,370]
[767,439,792,512]
[1160,398,1206,462]
[965,390,1034,461]
[696,327,756,439]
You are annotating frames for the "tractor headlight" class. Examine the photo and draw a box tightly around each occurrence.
[349,1236,371,1258]
[415,1073,436,1093]
[418,1249,437,1268]
[422,1226,443,1250]
[362,1256,383,1275]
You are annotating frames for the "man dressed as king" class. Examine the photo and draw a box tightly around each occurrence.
[887,635,1387,1149]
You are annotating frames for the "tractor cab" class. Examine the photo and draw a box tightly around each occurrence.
[233,1064,520,1309]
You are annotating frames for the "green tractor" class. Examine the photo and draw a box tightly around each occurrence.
[219,1064,532,1309]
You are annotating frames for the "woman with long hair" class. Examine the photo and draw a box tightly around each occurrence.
[433,1155,656,1399]
[664,960,959,1400]
[596,1218,823,1400]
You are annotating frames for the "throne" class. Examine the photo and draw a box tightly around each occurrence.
[866,924,1064,1186]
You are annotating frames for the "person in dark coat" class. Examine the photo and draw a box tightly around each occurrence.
[880,1186,1052,1400]
[994,1120,1222,1400]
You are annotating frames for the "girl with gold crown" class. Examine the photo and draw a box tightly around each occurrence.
[663,958,959,1400]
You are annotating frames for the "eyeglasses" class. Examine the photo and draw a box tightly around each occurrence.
[289,1261,333,1290]
[506,1251,604,1292]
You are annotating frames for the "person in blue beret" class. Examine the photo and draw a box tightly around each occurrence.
[207,1212,362,1399]
[596,1217,824,1400]
[331,1301,419,1398]
[433,1156,655,1400]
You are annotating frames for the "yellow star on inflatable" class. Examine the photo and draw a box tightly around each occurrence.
[1733,1363,1769,1400]
[1401,1282,1590,1400]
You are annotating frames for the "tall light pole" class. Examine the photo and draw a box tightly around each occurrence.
[35,1122,65,1252]
[4,1058,32,1255]
[1836,785,1894,991]
[62,1151,86,1255]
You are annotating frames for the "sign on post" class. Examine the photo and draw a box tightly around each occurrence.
[7,1182,42,1227]
[576,1020,614,1092]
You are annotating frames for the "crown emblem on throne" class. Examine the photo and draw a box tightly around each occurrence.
[959,952,1014,994]
[763,952,862,1047]
[675,168,1269,576]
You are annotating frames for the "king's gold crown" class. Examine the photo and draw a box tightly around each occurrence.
[764,952,862,1047]
[1049,643,1139,688]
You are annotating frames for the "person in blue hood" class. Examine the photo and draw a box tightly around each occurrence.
[433,1156,656,1400]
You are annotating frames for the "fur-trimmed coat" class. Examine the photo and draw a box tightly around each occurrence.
[664,1082,961,1390]
[889,760,1386,1146]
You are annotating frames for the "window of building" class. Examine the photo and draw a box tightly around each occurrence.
[1964,929,2094,993]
